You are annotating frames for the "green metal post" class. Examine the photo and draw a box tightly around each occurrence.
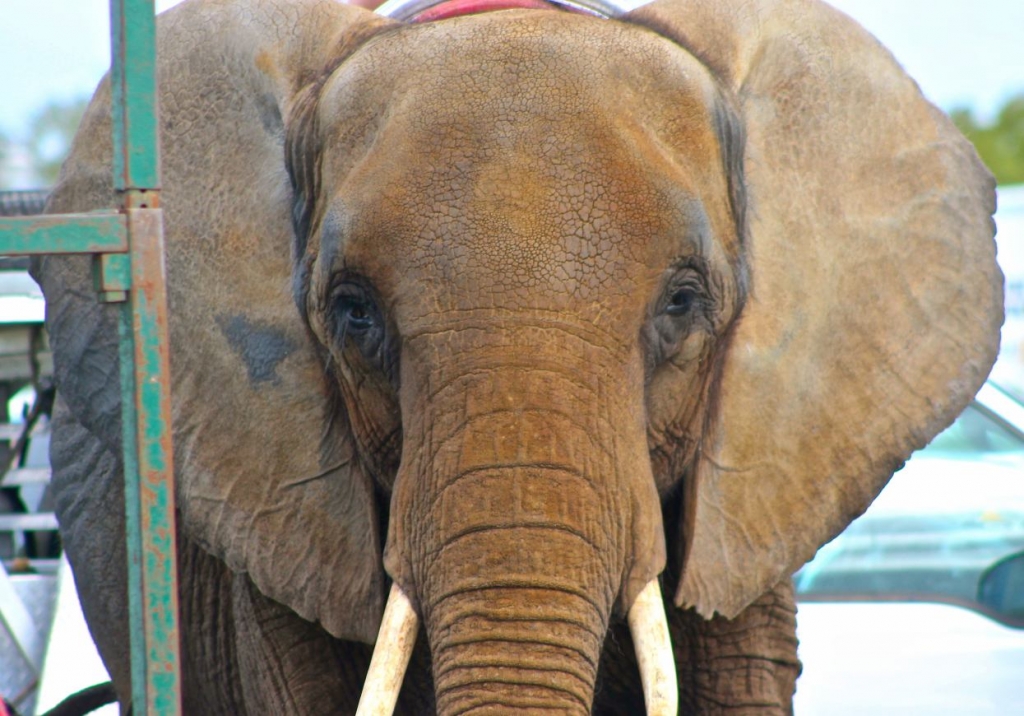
[110,1,182,714]
[0,1,181,711]
[117,205,180,715]
[111,0,161,191]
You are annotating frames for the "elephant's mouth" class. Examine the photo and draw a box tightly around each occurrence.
[355,580,678,716]
[376,0,628,23]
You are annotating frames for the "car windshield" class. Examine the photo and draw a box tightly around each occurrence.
[795,389,1024,608]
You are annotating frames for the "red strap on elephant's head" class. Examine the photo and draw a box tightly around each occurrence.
[376,0,623,23]
[414,0,572,22]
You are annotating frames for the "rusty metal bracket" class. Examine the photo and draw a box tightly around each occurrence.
[93,253,131,303]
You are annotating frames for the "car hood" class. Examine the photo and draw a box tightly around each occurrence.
[796,601,1024,716]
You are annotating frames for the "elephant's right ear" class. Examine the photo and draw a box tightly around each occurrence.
[627,0,1003,618]
[44,0,397,643]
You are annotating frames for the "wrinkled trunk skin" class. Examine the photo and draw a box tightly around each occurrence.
[387,330,660,715]
[417,410,618,715]
[428,553,606,715]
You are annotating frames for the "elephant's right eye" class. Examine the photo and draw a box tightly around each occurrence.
[330,283,385,359]
[339,299,374,334]
[327,280,398,384]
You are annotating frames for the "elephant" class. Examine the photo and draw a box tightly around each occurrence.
[32,0,1003,713]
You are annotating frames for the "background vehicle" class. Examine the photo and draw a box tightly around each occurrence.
[794,380,1024,715]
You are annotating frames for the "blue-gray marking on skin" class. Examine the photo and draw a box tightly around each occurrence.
[216,314,297,385]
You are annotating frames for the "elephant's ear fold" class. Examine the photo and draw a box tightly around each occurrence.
[628,0,1003,618]
[58,0,393,642]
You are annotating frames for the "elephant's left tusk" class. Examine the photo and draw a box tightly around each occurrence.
[628,578,679,716]
[355,583,420,716]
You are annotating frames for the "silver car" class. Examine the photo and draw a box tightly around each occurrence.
[795,380,1024,715]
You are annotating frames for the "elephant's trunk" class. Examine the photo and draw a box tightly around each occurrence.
[419,456,613,715]
[429,571,605,714]
[356,578,679,716]
[370,441,613,715]
[380,330,669,713]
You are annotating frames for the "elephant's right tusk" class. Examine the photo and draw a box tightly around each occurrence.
[355,583,420,716]
[628,578,679,716]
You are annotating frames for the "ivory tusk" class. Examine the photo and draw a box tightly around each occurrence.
[355,583,420,716]
[627,578,679,716]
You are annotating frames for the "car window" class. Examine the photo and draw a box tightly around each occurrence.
[795,400,1024,616]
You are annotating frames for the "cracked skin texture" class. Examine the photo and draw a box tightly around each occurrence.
[33,0,1000,713]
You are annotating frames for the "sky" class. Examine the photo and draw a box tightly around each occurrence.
[1,0,1023,141]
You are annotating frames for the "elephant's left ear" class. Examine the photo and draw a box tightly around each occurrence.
[627,0,1003,618]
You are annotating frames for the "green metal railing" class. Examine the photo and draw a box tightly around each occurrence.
[0,1,181,713]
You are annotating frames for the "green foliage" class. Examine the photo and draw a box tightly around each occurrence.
[952,94,1024,185]
[27,96,89,186]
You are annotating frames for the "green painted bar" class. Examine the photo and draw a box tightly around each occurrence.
[126,207,181,716]
[0,214,127,255]
[0,1,180,713]
[110,0,181,713]
[117,303,148,713]
[111,0,160,190]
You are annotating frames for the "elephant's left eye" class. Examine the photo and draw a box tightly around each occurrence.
[666,287,699,317]
[663,270,709,320]
[642,264,719,374]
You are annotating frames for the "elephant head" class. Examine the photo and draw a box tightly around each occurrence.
[40,0,1001,713]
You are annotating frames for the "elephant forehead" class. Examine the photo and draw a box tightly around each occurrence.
[315,13,727,328]
[333,127,711,334]
[319,12,721,167]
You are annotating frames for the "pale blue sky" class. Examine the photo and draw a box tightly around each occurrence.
[2,0,1023,141]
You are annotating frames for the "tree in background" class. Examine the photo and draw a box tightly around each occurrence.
[26,97,89,186]
[952,94,1024,186]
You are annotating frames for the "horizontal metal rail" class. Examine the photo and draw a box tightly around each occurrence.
[0,214,128,255]
[0,468,51,487]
